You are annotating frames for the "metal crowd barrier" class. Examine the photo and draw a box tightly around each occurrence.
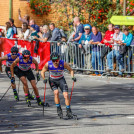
[49,41,134,74]
[0,37,133,74]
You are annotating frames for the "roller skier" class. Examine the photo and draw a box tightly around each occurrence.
[10,50,43,106]
[41,52,77,119]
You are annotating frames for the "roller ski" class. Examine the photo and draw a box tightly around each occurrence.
[25,96,31,107]
[66,108,78,120]
[57,106,63,119]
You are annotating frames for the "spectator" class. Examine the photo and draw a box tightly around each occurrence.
[117,27,133,77]
[89,26,102,75]
[29,25,39,41]
[18,9,30,25]
[49,23,61,41]
[29,19,40,33]
[72,17,84,43]
[107,25,123,76]
[5,22,14,39]
[100,24,114,48]
[39,25,43,34]
[9,18,17,34]
[34,25,51,42]
[99,24,114,59]
[78,25,91,70]
[17,22,30,40]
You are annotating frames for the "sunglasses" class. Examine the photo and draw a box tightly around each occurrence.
[12,53,18,55]
[23,55,30,59]
[52,59,59,62]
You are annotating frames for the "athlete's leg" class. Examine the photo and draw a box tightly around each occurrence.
[20,76,29,95]
[30,80,39,96]
[54,89,60,105]
[5,67,19,100]
[63,92,70,106]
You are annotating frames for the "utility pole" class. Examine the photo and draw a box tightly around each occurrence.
[123,0,126,29]
[9,0,12,18]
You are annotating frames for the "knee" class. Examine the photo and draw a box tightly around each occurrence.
[32,84,37,90]
[23,81,28,87]
[63,93,69,99]
[54,90,59,97]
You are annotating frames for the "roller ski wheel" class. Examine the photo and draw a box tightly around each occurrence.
[26,99,31,107]
[57,107,63,119]
[25,96,31,107]
[44,102,50,107]
[66,108,78,120]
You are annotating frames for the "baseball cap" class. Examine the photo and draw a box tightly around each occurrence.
[84,25,90,29]
[114,25,120,29]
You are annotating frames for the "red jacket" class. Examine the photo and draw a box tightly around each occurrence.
[101,30,114,48]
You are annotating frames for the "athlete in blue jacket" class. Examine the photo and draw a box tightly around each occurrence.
[10,50,43,107]
[41,52,77,119]
[0,47,20,101]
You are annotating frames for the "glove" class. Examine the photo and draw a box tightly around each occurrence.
[36,73,40,81]
[43,79,47,84]
[72,77,76,82]
[11,77,15,84]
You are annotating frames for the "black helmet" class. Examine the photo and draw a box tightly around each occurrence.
[11,47,18,53]
[50,52,59,60]
[22,50,31,58]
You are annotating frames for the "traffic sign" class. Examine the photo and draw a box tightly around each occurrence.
[110,16,134,25]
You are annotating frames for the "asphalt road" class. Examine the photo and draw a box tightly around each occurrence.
[1,72,134,134]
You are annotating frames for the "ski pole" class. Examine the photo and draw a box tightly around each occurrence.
[17,79,20,96]
[70,81,75,103]
[0,85,12,101]
[43,82,47,117]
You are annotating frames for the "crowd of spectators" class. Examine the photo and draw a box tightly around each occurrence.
[0,13,134,77]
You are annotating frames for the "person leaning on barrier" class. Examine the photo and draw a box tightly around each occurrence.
[117,27,133,77]
[72,17,84,43]
[89,26,103,76]
[49,23,62,42]
[9,18,17,35]
[34,25,51,42]
[99,24,114,59]
[4,22,14,39]
[29,19,40,33]
[78,25,91,71]
[106,25,123,77]
[17,22,30,40]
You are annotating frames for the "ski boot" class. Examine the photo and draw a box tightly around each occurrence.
[13,90,19,101]
[57,106,63,119]
[66,108,78,120]
[36,97,44,106]
[28,94,36,100]
[25,96,31,107]
[36,97,49,107]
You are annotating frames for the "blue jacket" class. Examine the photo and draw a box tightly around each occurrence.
[79,32,91,44]
[122,33,133,46]
[6,28,14,39]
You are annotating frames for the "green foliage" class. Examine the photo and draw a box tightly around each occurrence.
[53,0,123,33]
[28,0,51,16]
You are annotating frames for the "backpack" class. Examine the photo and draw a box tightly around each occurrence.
[59,29,67,39]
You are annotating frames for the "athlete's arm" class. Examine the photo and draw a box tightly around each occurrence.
[64,62,74,78]
[32,58,39,73]
[41,62,48,80]
[0,55,8,62]
[10,58,19,77]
